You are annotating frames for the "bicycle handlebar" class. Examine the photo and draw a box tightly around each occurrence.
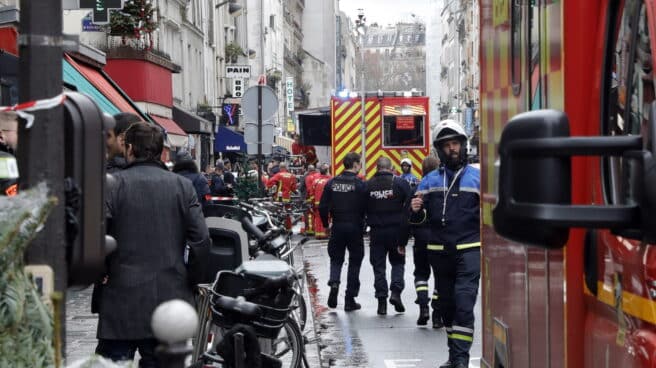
[213,295,261,318]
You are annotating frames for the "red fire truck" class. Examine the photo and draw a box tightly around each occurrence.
[481,0,656,367]
[330,93,430,179]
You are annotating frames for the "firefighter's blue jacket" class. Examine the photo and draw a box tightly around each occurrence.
[410,164,480,253]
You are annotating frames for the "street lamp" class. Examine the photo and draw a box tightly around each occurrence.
[355,9,367,169]
[216,0,243,16]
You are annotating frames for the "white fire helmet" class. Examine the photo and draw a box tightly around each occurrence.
[400,158,412,166]
[432,119,467,148]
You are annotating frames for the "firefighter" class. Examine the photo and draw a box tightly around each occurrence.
[413,156,442,327]
[399,158,419,189]
[266,161,297,203]
[311,163,332,239]
[318,152,367,311]
[366,156,413,315]
[410,120,480,368]
[302,165,319,235]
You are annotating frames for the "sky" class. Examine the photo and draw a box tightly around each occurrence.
[338,0,432,27]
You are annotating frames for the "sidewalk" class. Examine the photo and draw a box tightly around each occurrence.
[65,238,323,367]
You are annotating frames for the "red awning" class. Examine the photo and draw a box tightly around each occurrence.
[64,54,142,116]
[151,114,188,148]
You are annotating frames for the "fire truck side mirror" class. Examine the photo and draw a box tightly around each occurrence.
[63,92,116,286]
[493,109,649,248]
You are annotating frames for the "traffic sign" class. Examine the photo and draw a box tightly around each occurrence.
[244,121,274,144]
[242,85,278,121]
[78,0,124,25]
[247,143,272,155]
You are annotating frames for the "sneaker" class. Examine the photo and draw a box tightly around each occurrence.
[417,305,429,326]
[328,286,338,308]
[344,297,361,312]
[389,291,405,313]
[377,297,387,315]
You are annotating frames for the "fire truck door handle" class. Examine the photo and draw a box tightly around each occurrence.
[584,230,598,296]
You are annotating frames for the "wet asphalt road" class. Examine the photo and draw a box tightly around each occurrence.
[304,237,482,368]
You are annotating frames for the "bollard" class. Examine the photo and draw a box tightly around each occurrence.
[151,299,199,368]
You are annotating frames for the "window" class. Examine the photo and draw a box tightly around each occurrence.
[270,15,275,29]
[382,115,425,148]
[603,0,654,204]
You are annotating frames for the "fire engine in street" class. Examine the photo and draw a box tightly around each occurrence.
[330,92,430,179]
[481,0,656,367]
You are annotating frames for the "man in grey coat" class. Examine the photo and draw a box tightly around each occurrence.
[95,122,209,367]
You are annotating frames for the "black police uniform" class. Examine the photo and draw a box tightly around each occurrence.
[365,171,412,299]
[411,164,480,366]
[318,171,367,298]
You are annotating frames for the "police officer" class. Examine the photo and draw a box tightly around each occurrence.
[366,156,412,315]
[413,156,442,327]
[318,152,367,311]
[410,120,480,368]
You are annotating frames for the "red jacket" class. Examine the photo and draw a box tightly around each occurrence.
[266,169,297,202]
[292,142,318,165]
[311,174,332,206]
[304,171,320,202]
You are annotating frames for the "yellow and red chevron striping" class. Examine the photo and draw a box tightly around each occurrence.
[332,97,428,180]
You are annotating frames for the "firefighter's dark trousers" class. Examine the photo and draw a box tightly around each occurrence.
[413,227,439,311]
[369,226,405,299]
[434,248,480,365]
[327,222,364,298]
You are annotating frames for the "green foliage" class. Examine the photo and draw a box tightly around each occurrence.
[109,0,158,41]
[0,185,57,367]
[225,42,244,63]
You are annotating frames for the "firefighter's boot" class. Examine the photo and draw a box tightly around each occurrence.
[432,310,444,329]
[344,296,361,312]
[417,305,430,326]
[389,291,405,313]
[438,360,455,368]
[377,298,387,315]
[328,286,339,308]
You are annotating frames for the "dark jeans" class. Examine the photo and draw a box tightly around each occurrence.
[327,222,365,298]
[96,338,159,367]
[369,226,405,299]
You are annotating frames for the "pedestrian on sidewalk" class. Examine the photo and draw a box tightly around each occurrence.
[412,156,443,327]
[172,152,211,208]
[318,152,367,311]
[96,122,209,367]
[410,120,480,368]
[365,157,413,315]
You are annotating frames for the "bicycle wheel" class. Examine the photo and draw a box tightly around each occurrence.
[261,318,304,368]
[290,288,307,332]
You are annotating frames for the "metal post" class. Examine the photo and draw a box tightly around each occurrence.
[360,35,366,171]
[357,9,367,173]
[257,85,263,193]
[17,0,66,352]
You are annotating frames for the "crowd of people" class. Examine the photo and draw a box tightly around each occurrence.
[1,109,479,368]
